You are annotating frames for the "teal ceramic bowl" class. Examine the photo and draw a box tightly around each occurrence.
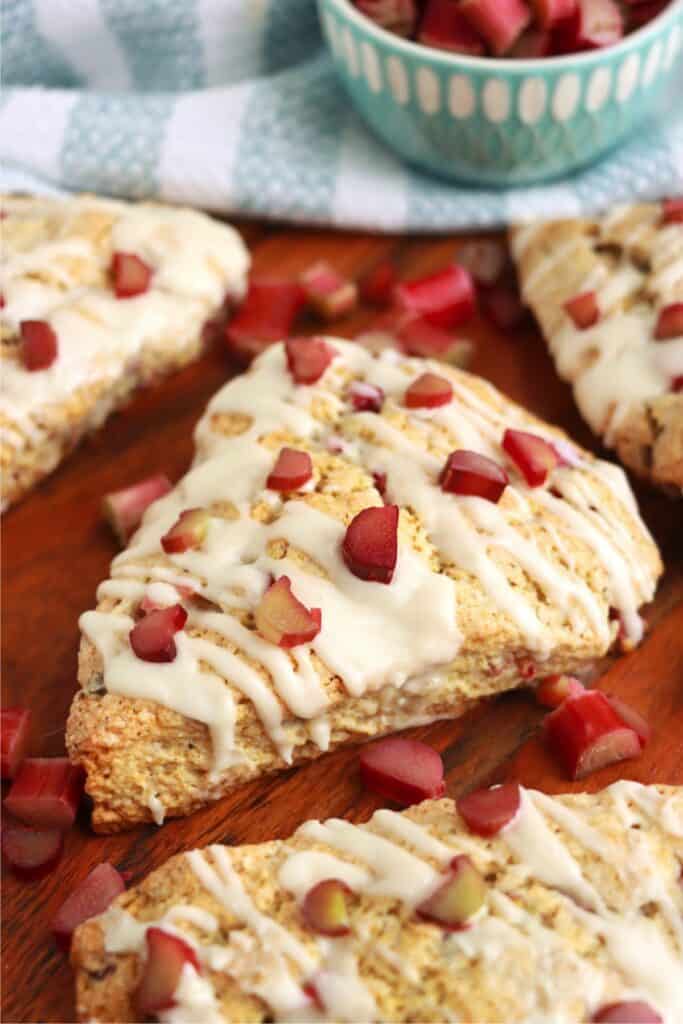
[317,0,683,185]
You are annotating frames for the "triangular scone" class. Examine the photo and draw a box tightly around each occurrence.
[72,781,683,1023]
[0,194,250,508]
[67,339,661,832]
[510,202,683,493]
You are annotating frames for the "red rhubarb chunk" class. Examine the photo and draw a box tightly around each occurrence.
[342,505,399,584]
[457,783,521,836]
[530,0,576,28]
[1,707,32,780]
[440,450,508,503]
[111,252,153,299]
[103,474,172,545]
[662,198,683,224]
[502,428,559,487]
[302,879,352,936]
[481,282,528,331]
[544,690,642,779]
[136,928,201,1015]
[52,863,126,952]
[418,0,486,54]
[161,508,210,554]
[405,372,453,409]
[359,261,397,307]
[129,604,187,663]
[225,279,305,362]
[359,737,445,805]
[508,27,553,57]
[556,0,623,51]
[395,265,476,331]
[354,0,418,35]
[4,758,84,830]
[255,576,321,648]
[627,1,668,29]
[654,303,683,340]
[372,470,387,497]
[285,336,337,385]
[19,320,58,371]
[301,261,358,320]
[348,381,384,412]
[417,855,487,930]
[267,447,313,491]
[457,240,508,286]
[460,0,532,54]
[564,291,600,329]
[397,316,474,367]
[606,695,651,748]
[536,674,585,709]
[1,819,64,881]
[672,375,683,393]
[593,1003,663,1024]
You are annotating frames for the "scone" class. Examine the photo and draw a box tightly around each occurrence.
[66,338,661,832]
[0,194,250,509]
[71,780,683,1023]
[510,201,683,493]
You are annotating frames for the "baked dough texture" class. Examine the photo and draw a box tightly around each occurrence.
[71,782,683,1023]
[511,202,683,493]
[66,338,661,832]
[0,194,250,508]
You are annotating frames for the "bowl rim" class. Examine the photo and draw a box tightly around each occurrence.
[322,0,682,72]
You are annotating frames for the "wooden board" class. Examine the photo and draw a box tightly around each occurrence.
[2,221,682,1024]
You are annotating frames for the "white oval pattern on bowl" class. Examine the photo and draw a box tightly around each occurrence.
[553,73,581,121]
[386,54,409,105]
[416,66,440,115]
[617,52,641,103]
[642,40,663,87]
[483,78,510,123]
[586,66,612,112]
[664,22,681,67]
[518,78,547,125]
[343,26,359,78]
[361,41,382,93]
[449,75,476,119]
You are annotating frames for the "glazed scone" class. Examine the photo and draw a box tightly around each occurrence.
[67,339,661,832]
[72,781,683,1023]
[510,202,683,493]
[0,194,250,509]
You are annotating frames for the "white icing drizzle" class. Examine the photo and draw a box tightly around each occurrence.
[79,340,657,770]
[0,195,249,445]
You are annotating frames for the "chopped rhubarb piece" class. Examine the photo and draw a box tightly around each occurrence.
[136,928,201,1016]
[303,981,325,1012]
[354,0,418,35]
[359,261,397,307]
[671,375,683,393]
[418,0,486,54]
[1,707,32,780]
[285,336,337,385]
[1,819,63,881]
[417,855,487,930]
[502,428,560,487]
[529,0,576,28]
[19,320,58,371]
[348,381,384,413]
[0,294,5,308]
[397,317,474,368]
[52,863,126,952]
[359,737,445,805]
[508,27,553,57]
[267,447,313,491]
[460,0,532,54]
[606,695,651,748]
[255,576,321,648]
[662,198,683,224]
[405,371,453,409]
[161,508,210,554]
[302,879,352,936]
[301,261,358,320]
[592,1002,663,1024]
[556,0,623,51]
[103,474,172,545]
[457,240,507,287]
[225,279,305,362]
[440,450,508,503]
[372,470,387,497]
[111,252,153,299]
[129,604,187,663]
[544,690,642,779]
[627,1,668,29]
[342,505,399,584]
[456,783,521,836]
[4,758,84,830]
[536,674,585,709]
[394,265,476,331]
[481,282,528,331]
[564,291,600,329]
[654,302,683,340]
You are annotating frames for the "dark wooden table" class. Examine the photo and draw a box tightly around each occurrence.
[2,221,682,1024]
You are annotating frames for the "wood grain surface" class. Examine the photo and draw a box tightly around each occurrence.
[2,221,682,1024]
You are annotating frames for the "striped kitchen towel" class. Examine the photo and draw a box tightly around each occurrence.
[1,0,682,232]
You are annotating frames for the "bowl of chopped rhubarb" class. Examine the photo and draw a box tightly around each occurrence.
[318,0,682,184]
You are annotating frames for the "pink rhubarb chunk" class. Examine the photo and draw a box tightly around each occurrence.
[267,448,313,491]
[440,450,508,503]
[592,1003,663,1023]
[20,320,58,371]
[654,303,683,340]
[225,279,305,361]
[564,291,600,329]
[544,690,643,779]
[103,474,172,545]
[457,783,521,836]
[111,252,153,299]
[129,604,188,663]
[418,0,486,54]
[502,428,560,487]
[285,336,337,385]
[1,707,32,780]
[255,577,321,648]
[460,0,532,54]
[136,928,201,1015]
[52,863,126,951]
[1,818,64,881]
[302,879,352,936]
[301,261,358,320]
[394,265,476,331]
[405,371,453,409]
[359,737,445,805]
[4,758,84,830]
[354,0,418,35]
[342,505,399,584]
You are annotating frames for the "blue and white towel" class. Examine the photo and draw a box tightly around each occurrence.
[2,0,682,231]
